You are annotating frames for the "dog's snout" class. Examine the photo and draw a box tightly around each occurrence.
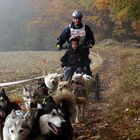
[61,121,67,127]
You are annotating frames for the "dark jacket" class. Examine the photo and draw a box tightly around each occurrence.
[57,22,95,47]
[60,47,88,68]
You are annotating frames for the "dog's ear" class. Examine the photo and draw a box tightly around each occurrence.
[11,109,16,118]
[81,72,84,75]
[73,72,77,76]
[24,111,32,121]
[23,86,27,92]
[0,88,9,102]
[1,88,6,95]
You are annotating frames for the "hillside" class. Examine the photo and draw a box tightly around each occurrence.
[0,0,139,51]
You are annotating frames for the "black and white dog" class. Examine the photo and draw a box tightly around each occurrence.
[31,96,73,140]
[0,88,21,140]
[0,88,21,122]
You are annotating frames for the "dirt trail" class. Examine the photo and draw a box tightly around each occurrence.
[72,51,106,140]
[73,46,140,140]
[73,49,121,140]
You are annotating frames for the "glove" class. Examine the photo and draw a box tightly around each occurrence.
[86,40,93,48]
[56,44,62,50]
[89,43,93,48]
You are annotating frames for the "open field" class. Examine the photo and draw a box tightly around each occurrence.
[0,51,64,82]
[0,50,102,90]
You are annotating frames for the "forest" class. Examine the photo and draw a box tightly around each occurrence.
[0,0,139,51]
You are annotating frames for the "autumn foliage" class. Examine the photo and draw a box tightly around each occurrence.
[26,0,140,50]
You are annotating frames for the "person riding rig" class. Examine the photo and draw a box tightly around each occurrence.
[56,11,95,76]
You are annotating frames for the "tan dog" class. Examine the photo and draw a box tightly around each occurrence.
[56,80,87,123]
[72,83,87,123]
[57,79,71,92]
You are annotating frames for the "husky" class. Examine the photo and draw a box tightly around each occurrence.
[33,78,49,105]
[34,78,48,97]
[72,73,93,97]
[56,80,87,123]
[0,88,20,121]
[72,85,87,123]
[22,87,37,110]
[0,89,21,140]
[71,73,83,85]
[3,110,32,140]
[71,73,93,123]
[32,96,73,140]
[44,73,63,95]
[53,88,76,121]
[22,79,49,110]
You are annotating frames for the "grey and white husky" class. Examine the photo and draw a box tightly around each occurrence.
[3,110,32,140]
[32,96,73,140]
[72,73,93,97]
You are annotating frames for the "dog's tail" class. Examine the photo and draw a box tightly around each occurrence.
[53,89,76,119]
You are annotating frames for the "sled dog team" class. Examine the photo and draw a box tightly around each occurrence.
[0,72,93,140]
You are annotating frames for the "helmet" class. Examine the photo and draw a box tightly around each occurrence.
[69,36,79,42]
[72,11,83,19]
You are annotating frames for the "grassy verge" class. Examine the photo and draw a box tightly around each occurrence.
[93,46,140,139]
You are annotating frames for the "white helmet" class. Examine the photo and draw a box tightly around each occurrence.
[72,11,83,19]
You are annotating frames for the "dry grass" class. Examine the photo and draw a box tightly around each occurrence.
[0,51,65,82]
[93,46,140,139]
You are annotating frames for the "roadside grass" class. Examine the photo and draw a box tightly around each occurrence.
[93,46,140,139]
